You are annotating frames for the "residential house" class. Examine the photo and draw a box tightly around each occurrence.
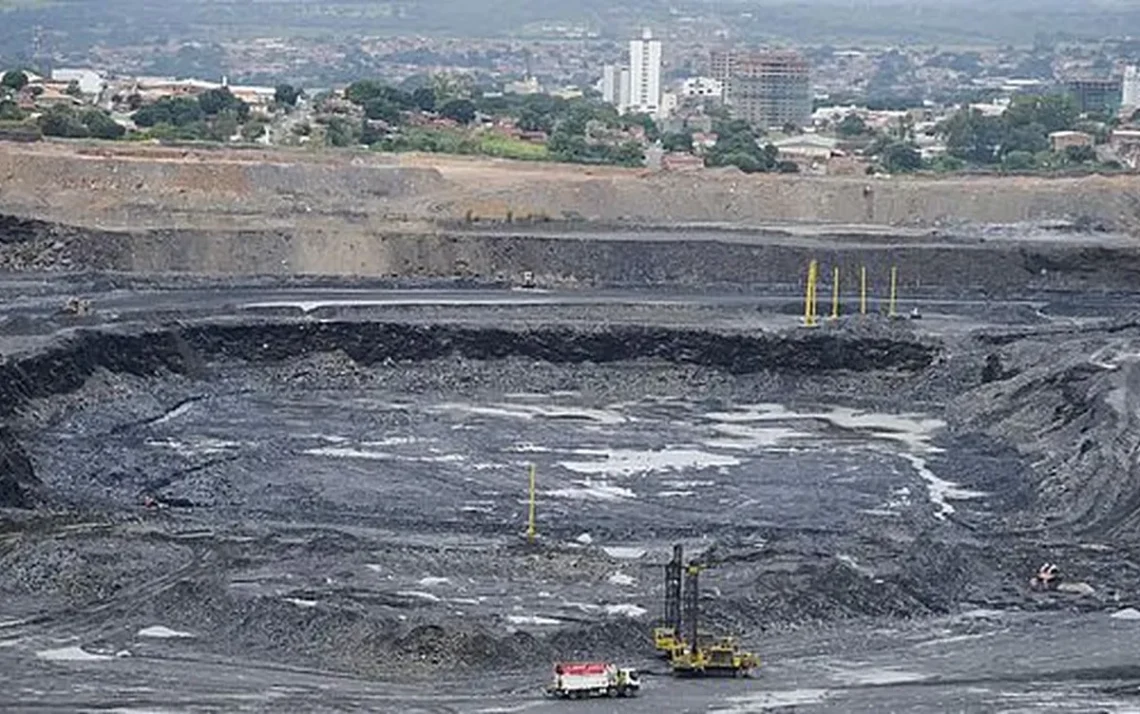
[1109,129,1140,169]
[1049,130,1093,153]
[772,134,842,173]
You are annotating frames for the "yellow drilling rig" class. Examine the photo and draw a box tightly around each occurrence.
[653,544,759,678]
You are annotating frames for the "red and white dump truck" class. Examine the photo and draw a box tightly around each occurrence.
[546,662,641,699]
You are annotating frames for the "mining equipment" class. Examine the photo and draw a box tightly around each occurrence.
[652,543,685,658]
[546,662,641,699]
[655,544,759,678]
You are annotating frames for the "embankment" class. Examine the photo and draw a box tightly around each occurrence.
[4,142,1140,233]
[4,214,1140,294]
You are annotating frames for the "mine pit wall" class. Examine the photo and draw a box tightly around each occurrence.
[61,227,1140,295]
[0,321,936,509]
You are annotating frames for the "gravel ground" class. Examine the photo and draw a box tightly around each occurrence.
[4,278,1140,711]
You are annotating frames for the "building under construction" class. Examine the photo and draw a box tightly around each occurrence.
[711,49,812,130]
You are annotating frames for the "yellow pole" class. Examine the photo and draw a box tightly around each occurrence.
[803,260,818,327]
[830,266,840,320]
[527,463,537,543]
[860,266,867,316]
[889,266,898,318]
[810,260,818,324]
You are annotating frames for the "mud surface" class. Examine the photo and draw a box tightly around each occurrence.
[5,275,1140,712]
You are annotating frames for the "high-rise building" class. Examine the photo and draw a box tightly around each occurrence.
[711,49,811,129]
[1123,66,1140,109]
[602,64,619,105]
[619,68,632,114]
[628,28,661,115]
[1066,76,1122,115]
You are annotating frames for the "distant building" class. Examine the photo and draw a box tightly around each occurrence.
[601,65,619,105]
[711,49,811,130]
[619,68,631,113]
[1049,130,1094,153]
[661,152,704,172]
[773,134,840,173]
[628,28,661,115]
[505,76,541,95]
[1110,129,1140,169]
[1066,77,1122,115]
[1122,66,1140,109]
[51,68,103,96]
[680,77,723,99]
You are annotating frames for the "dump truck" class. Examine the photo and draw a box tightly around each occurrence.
[546,662,641,699]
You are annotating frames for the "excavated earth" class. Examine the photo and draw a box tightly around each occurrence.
[5,223,1140,711]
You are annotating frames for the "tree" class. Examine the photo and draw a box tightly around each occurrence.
[439,98,476,125]
[64,80,82,98]
[880,142,922,172]
[274,83,301,108]
[661,130,693,153]
[363,98,401,124]
[81,109,125,139]
[705,121,779,172]
[241,120,269,142]
[611,140,645,167]
[776,160,800,173]
[942,109,1004,164]
[1065,145,1097,164]
[517,106,552,133]
[412,86,436,112]
[0,99,23,121]
[1002,150,1036,171]
[38,106,90,138]
[837,113,868,138]
[198,87,248,120]
[133,97,204,127]
[1,70,28,91]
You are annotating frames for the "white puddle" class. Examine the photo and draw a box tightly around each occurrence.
[604,604,647,618]
[37,645,113,662]
[713,689,831,712]
[418,577,451,587]
[607,572,635,586]
[431,402,628,425]
[601,546,647,560]
[831,667,928,685]
[703,424,811,451]
[899,453,985,520]
[152,401,196,425]
[1112,608,1140,620]
[704,404,945,453]
[704,403,985,519]
[506,615,562,626]
[303,446,465,463]
[547,480,635,501]
[284,598,318,608]
[136,626,194,639]
[397,590,443,603]
[146,437,240,456]
[558,448,740,477]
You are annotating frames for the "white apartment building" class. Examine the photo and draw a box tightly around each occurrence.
[602,64,619,105]
[1123,65,1140,109]
[680,76,723,98]
[627,28,661,115]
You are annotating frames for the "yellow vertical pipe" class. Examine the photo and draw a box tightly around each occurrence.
[527,463,537,543]
[830,266,840,320]
[803,259,818,327]
[889,266,898,318]
[810,260,819,324]
[860,266,867,316]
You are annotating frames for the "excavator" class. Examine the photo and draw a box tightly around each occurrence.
[653,544,758,677]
